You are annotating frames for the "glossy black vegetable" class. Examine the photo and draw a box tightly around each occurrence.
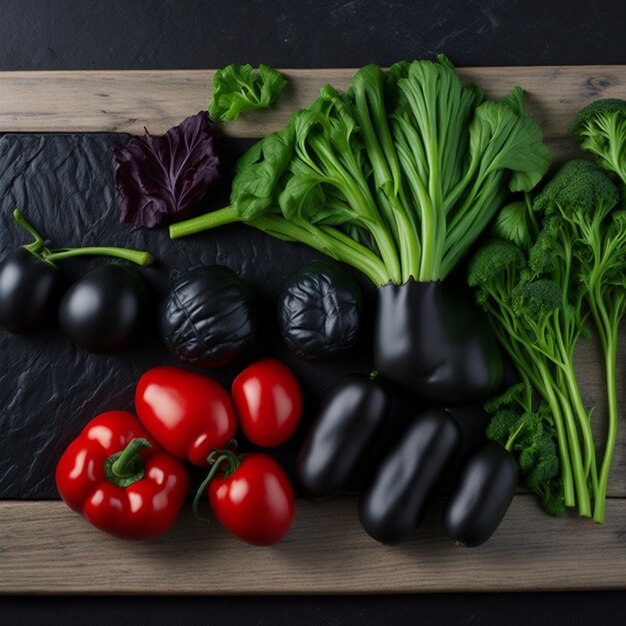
[58,264,148,353]
[158,265,256,368]
[278,261,362,361]
[296,373,390,498]
[0,248,65,334]
[443,441,518,547]
[359,409,462,544]
[373,280,502,405]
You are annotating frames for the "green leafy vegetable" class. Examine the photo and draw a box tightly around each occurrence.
[571,98,626,186]
[470,158,625,522]
[172,55,550,287]
[208,64,287,122]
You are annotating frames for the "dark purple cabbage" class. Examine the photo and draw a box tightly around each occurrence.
[113,111,220,228]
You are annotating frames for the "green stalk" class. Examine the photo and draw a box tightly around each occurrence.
[553,320,598,490]
[256,216,389,286]
[170,205,239,239]
[591,296,621,523]
[13,208,153,266]
[46,246,153,266]
[484,298,575,506]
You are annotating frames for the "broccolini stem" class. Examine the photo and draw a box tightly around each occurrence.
[592,301,620,524]
[553,383,591,517]
[529,355,576,509]
[482,299,575,506]
[553,318,598,491]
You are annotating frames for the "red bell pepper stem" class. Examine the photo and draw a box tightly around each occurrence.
[104,438,152,488]
[192,449,241,524]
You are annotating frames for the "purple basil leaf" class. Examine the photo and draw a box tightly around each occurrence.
[113,111,220,228]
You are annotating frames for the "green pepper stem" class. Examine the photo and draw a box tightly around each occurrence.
[192,449,241,524]
[111,438,152,478]
[104,438,152,488]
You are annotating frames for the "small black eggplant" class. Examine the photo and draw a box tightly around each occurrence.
[296,373,390,498]
[443,441,518,547]
[0,208,152,335]
[373,280,502,405]
[158,265,256,368]
[0,248,65,334]
[58,264,148,353]
[359,408,462,544]
[278,261,362,361]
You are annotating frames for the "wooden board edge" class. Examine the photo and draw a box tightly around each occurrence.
[1,496,626,594]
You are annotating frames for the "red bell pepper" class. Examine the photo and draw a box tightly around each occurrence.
[135,366,238,466]
[55,410,188,540]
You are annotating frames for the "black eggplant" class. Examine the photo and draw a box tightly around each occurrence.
[0,248,65,334]
[278,261,362,361]
[296,373,390,498]
[158,265,256,368]
[373,280,502,405]
[443,441,518,547]
[359,408,462,544]
[0,208,152,335]
[58,264,148,353]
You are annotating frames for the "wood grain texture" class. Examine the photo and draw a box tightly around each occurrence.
[1,496,625,594]
[0,66,624,166]
[1,66,626,594]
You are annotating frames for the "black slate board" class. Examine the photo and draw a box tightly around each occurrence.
[0,133,489,499]
[0,133,368,497]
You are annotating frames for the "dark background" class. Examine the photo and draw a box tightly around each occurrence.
[1,0,625,624]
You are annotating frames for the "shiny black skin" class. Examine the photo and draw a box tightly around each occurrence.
[58,263,147,353]
[443,441,518,547]
[359,409,462,544]
[278,261,362,361]
[374,280,502,405]
[296,373,390,498]
[158,265,256,368]
[0,248,65,334]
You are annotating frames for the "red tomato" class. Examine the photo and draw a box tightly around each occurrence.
[231,358,303,447]
[135,366,237,467]
[208,453,294,546]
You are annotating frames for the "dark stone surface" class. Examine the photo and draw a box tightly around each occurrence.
[0,132,380,498]
[1,0,624,70]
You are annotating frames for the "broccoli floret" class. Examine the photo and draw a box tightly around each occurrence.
[467,238,525,288]
[484,385,562,516]
[527,214,563,275]
[512,279,562,318]
[571,98,626,186]
[484,382,526,414]
[485,408,524,444]
[533,159,620,223]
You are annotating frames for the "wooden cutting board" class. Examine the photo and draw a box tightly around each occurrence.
[1,66,626,594]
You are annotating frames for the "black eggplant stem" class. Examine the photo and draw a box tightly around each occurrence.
[12,209,154,266]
